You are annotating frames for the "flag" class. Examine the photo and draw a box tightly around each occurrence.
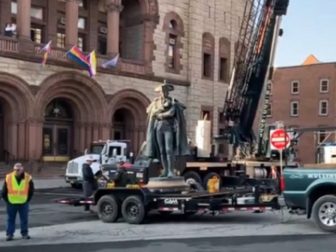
[88,50,97,77]
[40,40,52,66]
[66,46,90,69]
[102,54,119,69]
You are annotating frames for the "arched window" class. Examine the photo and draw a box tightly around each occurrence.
[219,37,231,82]
[202,32,215,80]
[163,12,184,74]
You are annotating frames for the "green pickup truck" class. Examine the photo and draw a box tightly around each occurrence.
[283,167,336,232]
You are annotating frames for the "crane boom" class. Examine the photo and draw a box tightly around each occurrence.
[223,0,289,159]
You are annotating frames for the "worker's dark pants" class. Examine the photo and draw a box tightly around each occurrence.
[6,203,29,236]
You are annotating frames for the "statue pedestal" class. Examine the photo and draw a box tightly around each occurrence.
[144,176,190,193]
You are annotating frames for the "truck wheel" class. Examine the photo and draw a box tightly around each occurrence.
[203,172,221,190]
[97,195,119,223]
[184,171,202,187]
[121,195,146,224]
[312,195,336,232]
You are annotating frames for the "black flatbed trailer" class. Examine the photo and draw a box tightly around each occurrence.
[57,183,280,224]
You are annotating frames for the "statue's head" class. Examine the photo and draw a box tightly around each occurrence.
[155,80,174,98]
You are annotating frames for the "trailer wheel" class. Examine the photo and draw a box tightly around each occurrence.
[97,195,119,223]
[312,195,336,232]
[184,171,202,187]
[203,172,221,190]
[121,195,146,224]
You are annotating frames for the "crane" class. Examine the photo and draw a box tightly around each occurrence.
[222,0,289,160]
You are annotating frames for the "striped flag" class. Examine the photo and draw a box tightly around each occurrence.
[88,50,97,77]
[40,40,52,66]
[102,54,119,69]
[66,46,91,69]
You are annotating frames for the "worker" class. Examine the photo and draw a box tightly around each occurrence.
[82,156,97,211]
[1,163,34,241]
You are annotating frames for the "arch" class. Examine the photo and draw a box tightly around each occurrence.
[108,89,150,153]
[108,89,150,117]
[35,71,108,122]
[162,11,184,35]
[0,72,34,121]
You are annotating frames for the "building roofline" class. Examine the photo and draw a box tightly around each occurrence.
[275,61,336,70]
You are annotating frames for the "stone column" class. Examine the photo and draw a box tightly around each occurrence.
[0,0,11,34]
[88,0,98,51]
[65,0,79,48]
[47,0,58,45]
[106,0,123,57]
[17,0,31,39]
[17,0,34,53]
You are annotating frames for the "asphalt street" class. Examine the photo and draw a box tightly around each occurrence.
[0,187,97,231]
[0,187,334,252]
[1,235,336,252]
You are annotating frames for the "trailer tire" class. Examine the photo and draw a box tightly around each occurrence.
[97,195,119,223]
[203,172,221,190]
[312,194,336,232]
[184,171,202,187]
[121,195,146,224]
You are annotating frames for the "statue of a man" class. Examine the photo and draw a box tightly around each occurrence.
[144,81,190,177]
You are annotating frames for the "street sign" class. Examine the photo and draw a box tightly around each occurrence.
[270,129,290,150]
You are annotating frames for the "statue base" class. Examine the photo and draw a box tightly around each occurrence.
[144,176,190,193]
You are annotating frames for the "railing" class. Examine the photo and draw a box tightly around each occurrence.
[1,39,149,76]
[34,44,67,62]
[0,36,18,53]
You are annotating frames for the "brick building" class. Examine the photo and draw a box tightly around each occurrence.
[268,55,336,164]
[0,0,245,164]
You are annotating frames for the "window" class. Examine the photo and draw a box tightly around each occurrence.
[203,53,211,78]
[290,101,299,116]
[219,58,228,81]
[98,37,107,55]
[168,34,177,69]
[201,110,210,120]
[31,6,43,20]
[319,100,328,116]
[320,79,329,93]
[163,13,184,73]
[266,103,272,117]
[202,33,215,79]
[11,1,17,14]
[78,17,86,29]
[30,27,42,44]
[291,81,299,94]
[78,0,87,9]
[219,37,230,82]
[77,36,84,51]
[57,32,65,48]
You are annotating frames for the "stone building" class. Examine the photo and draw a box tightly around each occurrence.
[0,0,245,163]
[268,55,336,164]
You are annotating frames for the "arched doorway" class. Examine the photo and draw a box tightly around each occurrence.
[112,108,135,140]
[42,98,73,161]
[109,90,150,155]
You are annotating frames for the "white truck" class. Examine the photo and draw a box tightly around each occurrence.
[65,140,132,187]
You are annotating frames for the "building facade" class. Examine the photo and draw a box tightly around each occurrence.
[0,0,245,163]
[267,56,336,164]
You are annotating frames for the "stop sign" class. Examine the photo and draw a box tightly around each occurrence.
[270,129,290,150]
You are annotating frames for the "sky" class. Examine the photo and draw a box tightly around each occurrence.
[274,0,336,67]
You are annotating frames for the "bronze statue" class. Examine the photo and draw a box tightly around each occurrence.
[144,81,190,177]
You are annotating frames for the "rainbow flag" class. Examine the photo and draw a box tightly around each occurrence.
[66,46,90,69]
[88,50,97,77]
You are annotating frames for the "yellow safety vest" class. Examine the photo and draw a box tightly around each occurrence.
[5,172,31,204]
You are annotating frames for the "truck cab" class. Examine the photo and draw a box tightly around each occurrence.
[65,140,131,187]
